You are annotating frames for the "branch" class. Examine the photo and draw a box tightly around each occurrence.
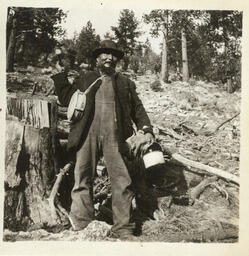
[188,176,218,205]
[206,112,240,136]
[46,162,74,224]
[155,125,184,140]
[47,162,74,214]
[31,82,38,96]
[214,112,240,132]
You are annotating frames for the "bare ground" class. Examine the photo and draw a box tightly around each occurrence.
[4,70,240,242]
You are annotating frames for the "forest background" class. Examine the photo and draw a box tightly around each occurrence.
[6,7,242,93]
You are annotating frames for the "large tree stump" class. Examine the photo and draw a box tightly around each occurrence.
[5,93,69,231]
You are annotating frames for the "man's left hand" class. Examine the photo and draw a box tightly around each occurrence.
[145,132,154,143]
[126,131,155,156]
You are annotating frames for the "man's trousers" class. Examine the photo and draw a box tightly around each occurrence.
[70,132,135,234]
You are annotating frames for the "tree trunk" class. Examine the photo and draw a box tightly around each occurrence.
[224,39,234,93]
[123,55,129,71]
[226,78,234,93]
[6,12,18,72]
[161,13,169,83]
[181,28,189,82]
[16,33,26,65]
[7,8,14,49]
[4,93,70,231]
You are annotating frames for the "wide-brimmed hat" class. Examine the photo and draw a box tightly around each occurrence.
[92,40,124,59]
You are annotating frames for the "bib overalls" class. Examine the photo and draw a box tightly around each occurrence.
[70,75,135,235]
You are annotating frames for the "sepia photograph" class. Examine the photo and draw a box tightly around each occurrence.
[1,0,248,254]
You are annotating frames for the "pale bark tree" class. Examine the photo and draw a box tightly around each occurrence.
[161,14,169,83]
[143,10,170,83]
[181,28,189,82]
[6,9,19,72]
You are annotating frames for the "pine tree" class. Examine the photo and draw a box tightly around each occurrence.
[111,9,141,70]
[6,7,67,71]
[206,11,242,91]
[76,21,100,69]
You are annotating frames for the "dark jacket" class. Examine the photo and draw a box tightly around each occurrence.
[51,70,153,153]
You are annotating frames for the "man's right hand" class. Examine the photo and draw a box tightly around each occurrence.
[49,46,71,75]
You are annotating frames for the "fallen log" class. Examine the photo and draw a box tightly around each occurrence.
[171,153,239,185]
[58,105,68,119]
[57,120,70,138]
[126,134,239,185]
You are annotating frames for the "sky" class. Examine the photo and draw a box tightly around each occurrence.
[60,7,163,54]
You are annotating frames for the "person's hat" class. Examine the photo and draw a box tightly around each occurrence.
[92,40,124,59]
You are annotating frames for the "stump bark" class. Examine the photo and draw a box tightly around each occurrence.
[4,93,69,231]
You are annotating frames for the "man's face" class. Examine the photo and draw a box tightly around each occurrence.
[96,52,118,75]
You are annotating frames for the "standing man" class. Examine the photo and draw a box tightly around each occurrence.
[51,40,154,240]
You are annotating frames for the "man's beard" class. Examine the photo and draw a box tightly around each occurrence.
[97,61,116,75]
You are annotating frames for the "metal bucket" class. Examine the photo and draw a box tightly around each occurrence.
[142,142,165,169]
